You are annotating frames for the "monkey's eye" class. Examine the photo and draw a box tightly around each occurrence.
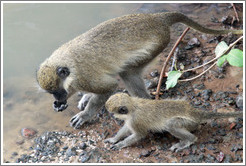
[57,67,70,79]
[118,106,128,114]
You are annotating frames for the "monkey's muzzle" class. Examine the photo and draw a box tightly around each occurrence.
[53,100,68,112]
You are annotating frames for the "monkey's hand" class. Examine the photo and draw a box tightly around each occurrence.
[53,100,68,112]
[104,137,118,144]
[70,112,91,129]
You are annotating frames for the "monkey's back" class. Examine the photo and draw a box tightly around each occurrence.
[130,98,202,133]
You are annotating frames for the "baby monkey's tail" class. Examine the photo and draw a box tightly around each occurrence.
[201,111,243,121]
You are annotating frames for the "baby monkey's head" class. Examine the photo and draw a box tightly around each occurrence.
[105,93,133,120]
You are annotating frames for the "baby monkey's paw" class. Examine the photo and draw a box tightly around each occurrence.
[104,137,118,144]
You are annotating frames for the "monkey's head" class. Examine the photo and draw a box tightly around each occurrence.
[36,59,76,112]
[105,93,133,120]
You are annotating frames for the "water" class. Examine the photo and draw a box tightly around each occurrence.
[2,3,140,162]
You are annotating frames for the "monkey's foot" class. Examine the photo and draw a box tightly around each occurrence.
[109,142,126,150]
[170,140,194,152]
[70,112,91,129]
[77,93,92,110]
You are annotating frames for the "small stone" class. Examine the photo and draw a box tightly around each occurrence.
[16,139,25,145]
[139,150,152,157]
[236,95,243,110]
[21,128,37,139]
[150,70,159,77]
[80,155,90,163]
[221,15,233,25]
[62,146,68,150]
[66,147,77,157]
[12,152,18,156]
[216,152,224,162]
[217,129,227,136]
[79,143,87,150]
[185,38,201,50]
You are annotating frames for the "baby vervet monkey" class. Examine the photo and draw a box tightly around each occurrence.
[104,93,243,152]
[36,12,242,129]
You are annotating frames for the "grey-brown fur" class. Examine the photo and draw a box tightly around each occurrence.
[104,93,243,152]
[36,12,242,129]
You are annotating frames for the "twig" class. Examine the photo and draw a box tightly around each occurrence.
[231,3,240,22]
[182,35,243,73]
[155,27,190,99]
[179,62,216,82]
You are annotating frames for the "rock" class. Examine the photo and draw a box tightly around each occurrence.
[16,139,25,145]
[80,154,90,163]
[79,143,87,150]
[21,128,37,139]
[216,152,224,162]
[62,146,68,150]
[150,70,159,77]
[139,149,152,158]
[236,95,243,110]
[217,129,227,136]
[12,152,18,156]
[66,147,77,157]
[146,77,159,89]
[185,38,201,50]
[221,15,233,25]
[201,89,212,101]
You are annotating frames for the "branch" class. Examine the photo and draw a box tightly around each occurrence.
[231,3,240,22]
[179,35,243,82]
[182,35,243,73]
[179,62,216,82]
[155,27,190,99]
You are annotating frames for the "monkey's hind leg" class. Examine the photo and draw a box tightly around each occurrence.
[119,69,151,99]
[165,118,198,152]
[104,124,131,144]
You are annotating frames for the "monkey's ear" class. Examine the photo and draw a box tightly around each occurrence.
[118,106,128,114]
[57,67,70,79]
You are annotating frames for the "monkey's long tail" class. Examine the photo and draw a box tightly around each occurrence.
[201,111,243,120]
[161,12,243,35]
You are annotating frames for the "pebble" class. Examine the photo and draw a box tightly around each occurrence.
[21,128,37,139]
[236,95,243,110]
[79,143,87,150]
[150,70,159,77]
[66,147,77,157]
[185,38,201,50]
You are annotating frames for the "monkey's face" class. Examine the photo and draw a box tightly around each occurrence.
[105,93,131,120]
[37,64,73,112]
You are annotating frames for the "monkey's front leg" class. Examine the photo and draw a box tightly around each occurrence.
[77,93,93,110]
[70,92,111,129]
[111,133,144,150]
[104,124,131,144]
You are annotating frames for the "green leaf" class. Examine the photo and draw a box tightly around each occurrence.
[226,49,243,67]
[217,55,228,67]
[166,71,182,90]
[215,41,229,58]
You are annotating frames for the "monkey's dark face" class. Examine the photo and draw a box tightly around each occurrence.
[37,65,71,112]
